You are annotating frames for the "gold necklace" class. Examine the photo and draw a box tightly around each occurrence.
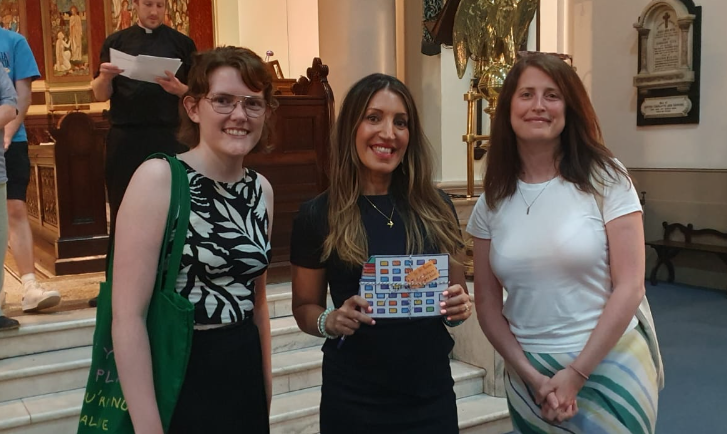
[363,196,395,228]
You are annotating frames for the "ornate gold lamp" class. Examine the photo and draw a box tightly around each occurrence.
[453,0,538,198]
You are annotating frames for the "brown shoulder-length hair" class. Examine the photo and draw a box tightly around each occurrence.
[322,73,463,266]
[484,53,628,209]
[178,46,279,150]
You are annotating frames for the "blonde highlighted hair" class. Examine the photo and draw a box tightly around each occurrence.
[322,73,463,265]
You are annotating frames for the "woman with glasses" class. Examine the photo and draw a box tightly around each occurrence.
[111,46,277,434]
[290,73,472,434]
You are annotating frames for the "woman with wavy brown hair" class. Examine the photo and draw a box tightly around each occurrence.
[112,46,276,433]
[290,73,472,434]
[467,53,660,433]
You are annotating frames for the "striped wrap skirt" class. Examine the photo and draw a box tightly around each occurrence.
[505,327,658,434]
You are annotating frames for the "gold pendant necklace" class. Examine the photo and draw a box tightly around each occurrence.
[363,196,395,228]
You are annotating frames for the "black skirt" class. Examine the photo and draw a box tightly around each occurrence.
[319,357,458,434]
[168,320,269,434]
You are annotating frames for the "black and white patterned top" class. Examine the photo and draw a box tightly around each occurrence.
[175,160,271,325]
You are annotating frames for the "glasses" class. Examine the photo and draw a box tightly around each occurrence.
[204,93,267,117]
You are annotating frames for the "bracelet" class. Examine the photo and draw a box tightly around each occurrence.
[443,318,465,327]
[568,364,590,381]
[317,307,340,339]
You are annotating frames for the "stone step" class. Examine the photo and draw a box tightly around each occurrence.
[270,387,511,434]
[0,391,509,434]
[0,388,80,434]
[0,309,96,361]
[0,361,503,434]
[0,285,300,361]
[457,394,513,434]
[271,346,488,398]
[0,347,91,403]
[266,282,294,318]
[0,317,323,405]
[270,316,324,354]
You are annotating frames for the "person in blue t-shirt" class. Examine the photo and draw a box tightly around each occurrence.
[0,27,62,325]
[0,65,18,330]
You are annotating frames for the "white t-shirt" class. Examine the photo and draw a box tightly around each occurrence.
[466,166,642,353]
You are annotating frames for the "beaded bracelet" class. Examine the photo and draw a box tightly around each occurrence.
[317,307,340,339]
[443,318,465,327]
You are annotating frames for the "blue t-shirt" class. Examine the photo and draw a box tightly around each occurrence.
[0,66,18,183]
[0,27,40,142]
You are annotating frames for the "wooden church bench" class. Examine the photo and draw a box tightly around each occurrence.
[645,222,727,285]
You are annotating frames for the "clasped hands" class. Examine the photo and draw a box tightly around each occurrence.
[532,366,588,424]
[323,284,472,337]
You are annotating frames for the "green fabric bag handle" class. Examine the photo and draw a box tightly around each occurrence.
[78,154,193,433]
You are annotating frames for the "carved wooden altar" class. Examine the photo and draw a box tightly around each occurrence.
[248,58,335,281]
[24,112,109,275]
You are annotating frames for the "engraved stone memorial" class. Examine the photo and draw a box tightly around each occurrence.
[633,0,701,125]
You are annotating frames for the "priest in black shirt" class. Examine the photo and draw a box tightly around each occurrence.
[91,0,196,232]
[89,0,196,306]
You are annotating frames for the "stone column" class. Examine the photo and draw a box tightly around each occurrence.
[318,0,397,110]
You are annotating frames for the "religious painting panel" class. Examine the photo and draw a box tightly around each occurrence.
[40,0,93,84]
[0,0,26,35]
[106,0,190,35]
[104,0,213,50]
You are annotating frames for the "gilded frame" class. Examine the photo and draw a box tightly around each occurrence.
[40,0,93,84]
[105,0,192,36]
[0,0,27,35]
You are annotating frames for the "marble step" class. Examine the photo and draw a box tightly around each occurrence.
[0,372,506,434]
[0,388,80,434]
[0,285,301,361]
[266,282,294,318]
[457,393,513,434]
[268,360,489,434]
[0,347,91,404]
[0,318,324,404]
[271,347,487,399]
[270,316,324,353]
[0,309,96,361]
[269,387,511,434]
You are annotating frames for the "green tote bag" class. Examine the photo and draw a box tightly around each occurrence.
[78,154,193,433]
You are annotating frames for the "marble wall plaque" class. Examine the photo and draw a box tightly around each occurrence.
[633,0,701,126]
[653,16,680,72]
[641,95,692,118]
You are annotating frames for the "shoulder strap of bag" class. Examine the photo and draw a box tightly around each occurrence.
[592,171,665,390]
[104,154,190,289]
[150,154,191,294]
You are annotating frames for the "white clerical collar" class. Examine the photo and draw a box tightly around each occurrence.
[137,22,154,34]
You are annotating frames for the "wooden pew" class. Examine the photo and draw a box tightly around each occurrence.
[646,221,727,286]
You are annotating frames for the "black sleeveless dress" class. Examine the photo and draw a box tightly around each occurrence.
[290,192,459,434]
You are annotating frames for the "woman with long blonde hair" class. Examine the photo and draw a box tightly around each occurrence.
[291,73,472,433]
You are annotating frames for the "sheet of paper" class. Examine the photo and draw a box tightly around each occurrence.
[110,48,182,84]
[358,254,450,319]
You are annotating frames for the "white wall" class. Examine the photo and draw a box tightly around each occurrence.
[214,0,240,46]
[286,0,320,78]
[215,0,319,78]
[318,0,397,112]
[572,0,727,169]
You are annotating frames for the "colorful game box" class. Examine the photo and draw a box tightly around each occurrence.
[358,254,450,318]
